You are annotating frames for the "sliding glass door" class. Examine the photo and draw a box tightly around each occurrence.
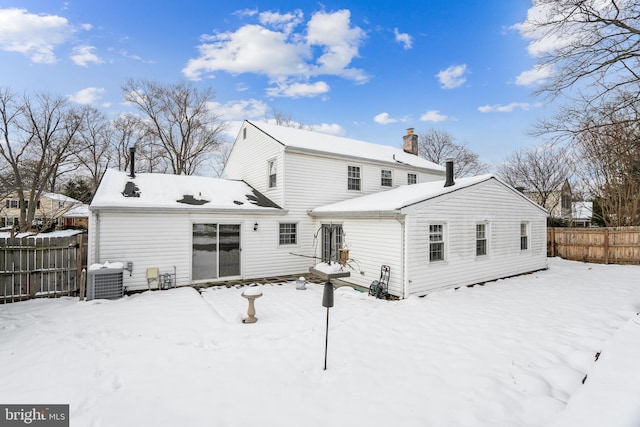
[192,224,240,281]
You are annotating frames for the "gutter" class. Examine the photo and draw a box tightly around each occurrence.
[88,206,289,215]
[307,209,401,219]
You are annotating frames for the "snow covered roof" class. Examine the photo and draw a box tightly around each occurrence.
[42,192,81,204]
[90,169,283,212]
[572,201,593,220]
[311,175,547,215]
[63,203,90,217]
[247,120,445,173]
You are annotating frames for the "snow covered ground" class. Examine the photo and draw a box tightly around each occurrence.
[0,258,639,427]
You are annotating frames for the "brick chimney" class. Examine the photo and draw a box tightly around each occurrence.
[403,128,418,156]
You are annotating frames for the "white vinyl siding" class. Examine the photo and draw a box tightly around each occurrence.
[312,217,404,297]
[223,123,284,207]
[222,127,447,283]
[404,179,547,296]
[88,210,304,291]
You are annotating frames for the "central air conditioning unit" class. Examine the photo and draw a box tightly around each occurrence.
[87,267,124,301]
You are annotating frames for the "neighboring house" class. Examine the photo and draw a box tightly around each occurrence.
[572,201,593,228]
[1,192,86,230]
[89,120,548,297]
[524,180,572,224]
[62,203,90,229]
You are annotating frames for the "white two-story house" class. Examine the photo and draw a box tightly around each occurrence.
[88,120,547,298]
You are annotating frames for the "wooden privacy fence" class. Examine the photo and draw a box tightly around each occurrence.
[548,227,640,265]
[0,234,87,303]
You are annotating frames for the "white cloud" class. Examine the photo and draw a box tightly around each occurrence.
[436,64,468,89]
[0,8,74,63]
[515,64,553,86]
[71,45,103,67]
[182,9,368,95]
[420,110,448,122]
[208,99,268,121]
[233,8,258,18]
[306,10,367,81]
[477,102,533,113]
[374,112,397,125]
[68,87,104,105]
[394,28,412,50]
[513,3,573,58]
[266,81,330,98]
[117,49,154,64]
[259,10,303,35]
[183,24,310,80]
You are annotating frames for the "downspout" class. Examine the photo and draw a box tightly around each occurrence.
[93,211,100,265]
[394,214,408,299]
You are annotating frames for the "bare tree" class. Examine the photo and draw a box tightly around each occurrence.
[531,91,640,226]
[497,142,574,218]
[0,88,83,232]
[122,79,226,175]
[208,140,234,177]
[572,100,640,226]
[74,106,114,192]
[264,108,308,129]
[417,129,489,177]
[111,113,166,174]
[521,0,640,105]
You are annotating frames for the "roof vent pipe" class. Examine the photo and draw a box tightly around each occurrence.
[129,146,136,179]
[444,158,455,187]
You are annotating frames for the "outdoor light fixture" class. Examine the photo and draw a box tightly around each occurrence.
[253,222,259,231]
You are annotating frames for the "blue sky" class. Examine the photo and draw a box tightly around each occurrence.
[0,1,550,167]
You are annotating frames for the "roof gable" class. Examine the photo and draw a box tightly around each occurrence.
[311,175,548,215]
[247,120,445,172]
[91,169,282,211]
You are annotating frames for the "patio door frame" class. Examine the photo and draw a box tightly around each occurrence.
[191,222,242,283]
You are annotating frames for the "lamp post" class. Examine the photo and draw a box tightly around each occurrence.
[309,266,350,371]
[322,281,334,370]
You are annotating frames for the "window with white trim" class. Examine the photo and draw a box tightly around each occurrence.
[476,223,487,256]
[348,166,361,191]
[520,222,529,250]
[407,173,417,185]
[429,224,445,262]
[279,223,297,245]
[381,169,392,187]
[268,159,277,188]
